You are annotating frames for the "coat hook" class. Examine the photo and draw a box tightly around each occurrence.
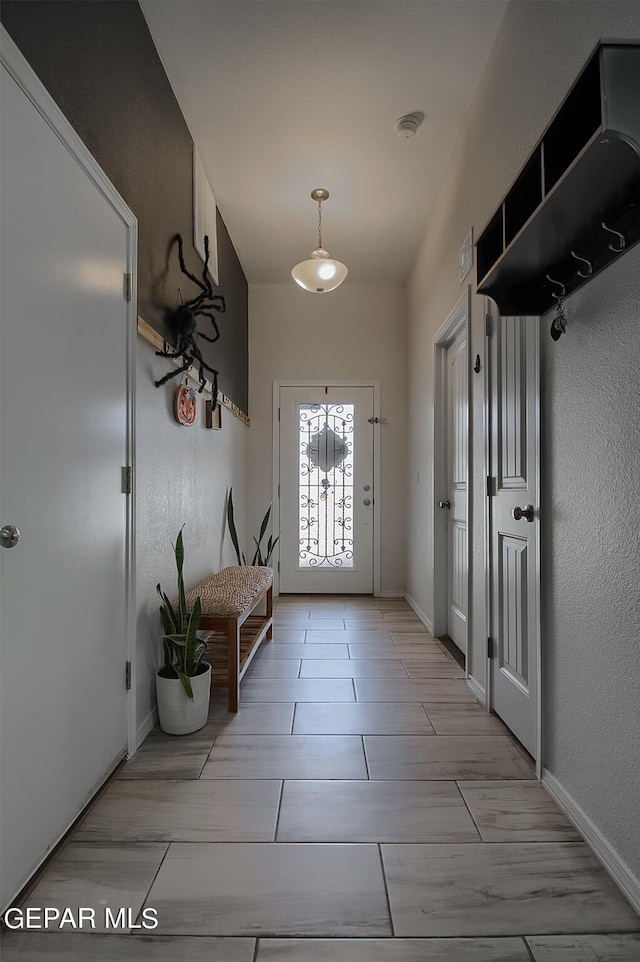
[601,221,626,253]
[545,274,566,300]
[570,250,593,278]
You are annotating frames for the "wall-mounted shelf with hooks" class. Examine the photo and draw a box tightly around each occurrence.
[476,42,640,316]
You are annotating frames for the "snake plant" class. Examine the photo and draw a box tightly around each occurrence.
[227,487,279,567]
[156,527,205,698]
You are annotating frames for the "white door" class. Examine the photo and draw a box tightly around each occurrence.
[279,386,374,593]
[446,329,468,653]
[0,50,132,907]
[488,311,540,758]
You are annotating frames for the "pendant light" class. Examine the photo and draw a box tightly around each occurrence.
[291,188,348,293]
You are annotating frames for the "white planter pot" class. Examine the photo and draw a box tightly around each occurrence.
[155,662,211,735]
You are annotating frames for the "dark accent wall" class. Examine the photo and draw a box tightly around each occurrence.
[1,0,248,412]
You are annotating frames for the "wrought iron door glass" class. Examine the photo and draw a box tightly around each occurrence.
[298,402,355,568]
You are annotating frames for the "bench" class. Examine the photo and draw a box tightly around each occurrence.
[184,565,273,712]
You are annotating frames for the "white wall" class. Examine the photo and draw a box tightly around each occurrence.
[406,0,640,885]
[248,284,406,596]
[135,339,248,739]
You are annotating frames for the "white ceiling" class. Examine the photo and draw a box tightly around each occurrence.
[139,0,508,286]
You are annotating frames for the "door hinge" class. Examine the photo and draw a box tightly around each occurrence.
[278,408,281,421]
[486,475,494,497]
[487,637,494,659]
[121,465,132,495]
[485,313,492,337]
[125,660,132,691]
[124,273,132,303]
[277,484,280,498]
[277,561,280,573]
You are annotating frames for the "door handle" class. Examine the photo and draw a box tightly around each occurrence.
[439,500,451,509]
[1,524,21,548]
[512,504,535,522]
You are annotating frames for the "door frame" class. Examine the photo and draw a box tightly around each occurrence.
[484,298,542,774]
[273,380,381,597]
[432,289,471,656]
[1,27,138,757]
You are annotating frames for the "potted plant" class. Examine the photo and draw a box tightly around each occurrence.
[155,527,211,734]
[227,487,279,566]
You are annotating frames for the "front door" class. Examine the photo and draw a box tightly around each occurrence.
[488,310,540,758]
[0,45,132,907]
[279,385,374,593]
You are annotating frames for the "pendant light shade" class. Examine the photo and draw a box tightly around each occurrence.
[291,189,348,293]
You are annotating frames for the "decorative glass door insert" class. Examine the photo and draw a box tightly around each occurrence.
[298,402,354,568]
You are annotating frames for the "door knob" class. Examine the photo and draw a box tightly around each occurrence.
[1,524,21,548]
[512,504,535,522]
[363,499,371,506]
[439,500,451,509]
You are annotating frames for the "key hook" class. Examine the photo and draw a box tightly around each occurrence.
[545,274,567,341]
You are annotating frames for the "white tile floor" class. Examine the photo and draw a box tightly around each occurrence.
[2,596,639,960]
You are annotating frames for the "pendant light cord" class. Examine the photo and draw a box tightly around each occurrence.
[317,199,323,249]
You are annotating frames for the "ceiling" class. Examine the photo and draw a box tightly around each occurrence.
[139,0,508,287]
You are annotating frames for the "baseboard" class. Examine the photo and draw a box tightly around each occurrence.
[404,593,434,634]
[135,707,158,753]
[378,590,406,598]
[466,675,486,706]
[542,768,640,915]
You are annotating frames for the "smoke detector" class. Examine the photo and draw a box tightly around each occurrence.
[394,112,424,139]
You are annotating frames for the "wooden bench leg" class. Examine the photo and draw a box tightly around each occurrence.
[266,584,273,641]
[227,616,240,712]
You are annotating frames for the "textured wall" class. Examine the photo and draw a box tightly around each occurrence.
[541,246,640,876]
[406,0,640,879]
[135,341,247,729]
[248,284,407,596]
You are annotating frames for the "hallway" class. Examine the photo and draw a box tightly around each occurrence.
[3,596,639,960]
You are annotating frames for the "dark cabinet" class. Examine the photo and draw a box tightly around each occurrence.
[476,42,640,315]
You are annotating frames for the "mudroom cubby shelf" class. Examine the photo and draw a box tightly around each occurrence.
[476,42,640,315]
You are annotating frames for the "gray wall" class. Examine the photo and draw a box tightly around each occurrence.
[0,0,249,413]
[406,0,640,883]
[541,247,640,875]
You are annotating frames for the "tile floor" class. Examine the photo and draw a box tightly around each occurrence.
[2,596,639,960]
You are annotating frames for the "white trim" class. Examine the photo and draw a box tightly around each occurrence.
[542,769,640,915]
[1,27,138,758]
[466,675,486,706]
[378,590,406,599]
[135,708,159,754]
[273,380,381,597]
[483,297,494,710]
[404,593,434,635]
[432,289,471,653]
[530,317,544,780]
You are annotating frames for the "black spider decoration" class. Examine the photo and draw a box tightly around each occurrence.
[155,233,226,405]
